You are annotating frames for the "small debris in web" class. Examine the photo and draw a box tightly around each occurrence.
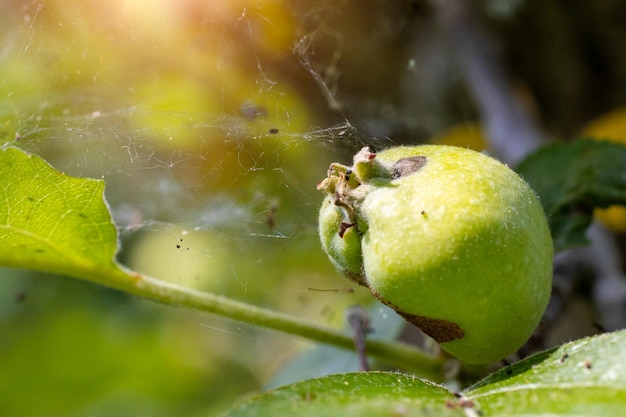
[345,304,372,372]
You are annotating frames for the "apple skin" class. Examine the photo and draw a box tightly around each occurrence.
[318,194,365,283]
[318,145,553,364]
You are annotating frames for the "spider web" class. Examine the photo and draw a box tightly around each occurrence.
[0,0,471,401]
[0,0,438,290]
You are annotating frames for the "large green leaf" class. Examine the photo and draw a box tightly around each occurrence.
[228,330,626,416]
[230,372,462,417]
[468,331,626,415]
[516,139,626,250]
[0,146,124,278]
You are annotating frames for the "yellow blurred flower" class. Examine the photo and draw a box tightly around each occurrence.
[582,107,626,233]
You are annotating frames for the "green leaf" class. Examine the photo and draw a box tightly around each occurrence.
[229,372,462,417]
[229,330,626,416]
[0,146,124,278]
[467,330,626,415]
[516,139,626,250]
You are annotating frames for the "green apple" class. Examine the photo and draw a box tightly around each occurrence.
[317,145,553,364]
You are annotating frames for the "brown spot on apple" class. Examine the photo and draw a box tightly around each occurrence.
[370,288,465,343]
[391,156,428,179]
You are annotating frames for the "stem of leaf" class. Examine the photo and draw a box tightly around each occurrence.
[86,263,446,380]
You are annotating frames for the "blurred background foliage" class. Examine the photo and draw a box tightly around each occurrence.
[1,0,626,415]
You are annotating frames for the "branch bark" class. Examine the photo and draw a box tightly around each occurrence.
[429,0,545,165]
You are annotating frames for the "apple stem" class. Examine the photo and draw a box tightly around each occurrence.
[75,262,447,380]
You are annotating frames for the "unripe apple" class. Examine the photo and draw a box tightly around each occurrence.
[318,145,553,364]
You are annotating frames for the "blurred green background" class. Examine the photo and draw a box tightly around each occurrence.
[2,0,626,415]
